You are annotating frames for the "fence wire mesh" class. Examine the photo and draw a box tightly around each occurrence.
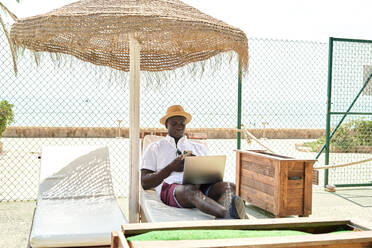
[326,38,372,186]
[243,38,328,130]
[4,22,362,202]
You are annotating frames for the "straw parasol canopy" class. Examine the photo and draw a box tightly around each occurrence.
[10,0,248,72]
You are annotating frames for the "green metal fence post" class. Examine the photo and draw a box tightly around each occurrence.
[237,60,242,150]
[316,73,372,159]
[324,37,334,187]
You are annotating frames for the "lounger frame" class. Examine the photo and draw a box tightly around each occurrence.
[112,218,372,248]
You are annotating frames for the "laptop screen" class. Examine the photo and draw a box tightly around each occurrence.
[182,155,226,185]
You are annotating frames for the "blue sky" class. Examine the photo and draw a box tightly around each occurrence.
[2,0,372,42]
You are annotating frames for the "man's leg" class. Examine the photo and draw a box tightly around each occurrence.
[206,182,247,219]
[205,181,235,208]
[174,184,227,218]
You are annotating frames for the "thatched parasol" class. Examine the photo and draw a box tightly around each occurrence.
[9,0,248,222]
[10,0,248,72]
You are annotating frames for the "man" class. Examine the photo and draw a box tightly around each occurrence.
[141,105,247,219]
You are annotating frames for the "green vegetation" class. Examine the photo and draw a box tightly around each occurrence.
[0,100,14,137]
[304,118,372,153]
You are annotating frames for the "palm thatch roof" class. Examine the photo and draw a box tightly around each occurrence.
[10,0,248,72]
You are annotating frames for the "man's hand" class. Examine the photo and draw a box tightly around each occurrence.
[170,157,185,172]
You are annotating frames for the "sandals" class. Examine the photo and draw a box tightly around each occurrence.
[229,195,248,219]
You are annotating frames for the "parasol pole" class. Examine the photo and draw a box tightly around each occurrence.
[129,34,140,223]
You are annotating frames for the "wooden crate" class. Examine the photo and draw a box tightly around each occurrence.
[235,150,315,217]
[111,218,372,248]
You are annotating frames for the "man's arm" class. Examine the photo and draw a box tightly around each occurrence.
[141,158,184,190]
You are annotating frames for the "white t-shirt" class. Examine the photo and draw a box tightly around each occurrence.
[141,135,207,196]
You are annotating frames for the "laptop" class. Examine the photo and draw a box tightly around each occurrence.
[182,155,226,185]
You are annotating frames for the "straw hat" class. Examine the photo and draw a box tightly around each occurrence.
[160,105,192,125]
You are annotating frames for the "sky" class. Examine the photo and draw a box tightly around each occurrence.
[2,0,372,42]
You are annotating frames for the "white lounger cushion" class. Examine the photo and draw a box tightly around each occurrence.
[140,189,214,222]
[30,146,127,248]
[31,198,124,247]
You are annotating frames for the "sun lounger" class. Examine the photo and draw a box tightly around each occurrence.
[140,188,214,222]
[28,146,127,248]
[140,133,215,222]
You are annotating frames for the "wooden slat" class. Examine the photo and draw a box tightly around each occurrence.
[240,150,294,161]
[241,168,275,186]
[242,194,274,213]
[235,152,242,196]
[241,185,274,213]
[287,188,304,200]
[241,152,277,167]
[273,158,280,215]
[241,172,274,196]
[288,161,304,170]
[286,188,304,211]
[287,178,304,189]
[303,161,313,217]
[287,200,303,213]
[285,204,304,215]
[287,161,304,178]
[111,230,130,248]
[238,150,315,162]
[111,231,119,248]
[286,188,304,215]
[241,185,274,203]
[278,162,288,216]
[241,160,275,177]
[119,230,130,248]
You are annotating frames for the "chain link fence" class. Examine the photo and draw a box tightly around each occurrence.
[243,38,328,130]
[2,21,347,202]
[325,38,372,186]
